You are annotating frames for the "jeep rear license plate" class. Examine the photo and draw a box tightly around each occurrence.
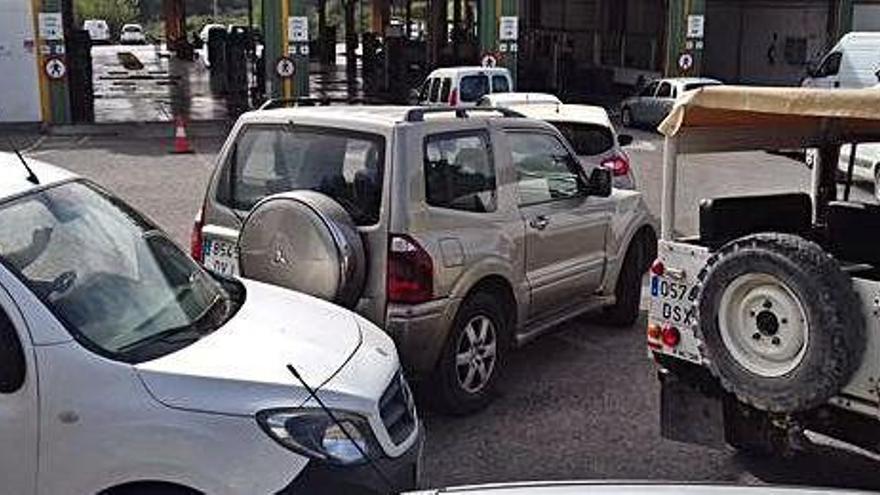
[203,239,239,276]
[651,276,695,325]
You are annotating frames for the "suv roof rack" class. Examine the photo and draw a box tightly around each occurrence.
[404,106,525,123]
[258,96,379,111]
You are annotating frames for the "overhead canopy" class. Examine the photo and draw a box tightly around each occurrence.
[658,86,880,154]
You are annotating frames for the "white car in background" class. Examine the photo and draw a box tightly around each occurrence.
[507,102,638,190]
[119,23,147,45]
[83,19,111,44]
[0,154,422,494]
[476,92,561,107]
[620,77,722,129]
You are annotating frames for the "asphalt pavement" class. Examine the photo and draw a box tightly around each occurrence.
[8,127,880,491]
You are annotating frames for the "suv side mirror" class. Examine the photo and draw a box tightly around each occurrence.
[586,168,613,197]
[618,134,634,147]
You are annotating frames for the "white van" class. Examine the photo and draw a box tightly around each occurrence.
[0,155,422,494]
[802,32,880,89]
[83,19,111,44]
[418,67,513,107]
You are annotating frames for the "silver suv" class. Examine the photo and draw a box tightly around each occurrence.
[195,105,657,413]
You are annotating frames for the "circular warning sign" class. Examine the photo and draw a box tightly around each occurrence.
[44,57,66,80]
[275,56,296,79]
[481,53,498,68]
[678,53,694,71]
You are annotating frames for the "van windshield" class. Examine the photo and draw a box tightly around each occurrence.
[222,125,386,226]
[0,181,233,363]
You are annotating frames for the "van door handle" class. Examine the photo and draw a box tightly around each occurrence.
[834,81,841,88]
[529,215,550,230]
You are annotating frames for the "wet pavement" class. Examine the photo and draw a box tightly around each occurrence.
[92,43,365,123]
[92,44,228,123]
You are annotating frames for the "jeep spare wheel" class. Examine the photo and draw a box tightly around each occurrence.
[697,233,865,413]
[238,191,366,308]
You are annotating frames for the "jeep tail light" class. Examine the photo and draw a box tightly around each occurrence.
[601,154,630,177]
[387,234,433,304]
[662,324,681,347]
[650,260,665,277]
[190,208,204,263]
[449,88,458,107]
[647,323,662,341]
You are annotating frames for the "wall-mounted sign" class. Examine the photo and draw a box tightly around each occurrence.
[275,56,296,78]
[288,16,309,43]
[687,15,705,39]
[39,13,64,41]
[499,16,518,41]
[45,57,66,80]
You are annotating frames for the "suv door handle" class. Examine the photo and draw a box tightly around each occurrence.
[529,215,550,230]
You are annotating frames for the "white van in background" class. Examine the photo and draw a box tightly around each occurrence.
[802,32,880,89]
[418,67,513,107]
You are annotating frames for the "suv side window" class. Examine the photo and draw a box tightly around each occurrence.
[656,82,673,98]
[507,132,583,205]
[429,78,442,102]
[0,303,26,394]
[640,81,659,97]
[424,131,497,213]
[439,78,452,103]
[492,75,510,93]
[459,75,490,102]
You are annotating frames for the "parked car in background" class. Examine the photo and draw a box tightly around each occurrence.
[197,104,656,414]
[476,92,561,107]
[418,67,513,107]
[506,102,637,190]
[620,77,722,129]
[119,24,147,45]
[0,154,422,495]
[802,32,880,89]
[82,19,110,44]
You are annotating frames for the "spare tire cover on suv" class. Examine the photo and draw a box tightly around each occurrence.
[237,191,366,308]
[696,233,865,413]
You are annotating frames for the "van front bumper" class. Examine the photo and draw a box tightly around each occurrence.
[385,298,460,377]
[278,423,425,495]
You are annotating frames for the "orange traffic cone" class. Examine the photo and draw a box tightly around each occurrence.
[172,116,194,154]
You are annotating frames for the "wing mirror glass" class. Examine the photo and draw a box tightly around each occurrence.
[618,134,634,147]
[586,168,613,197]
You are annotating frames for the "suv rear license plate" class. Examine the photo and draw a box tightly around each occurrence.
[203,239,239,276]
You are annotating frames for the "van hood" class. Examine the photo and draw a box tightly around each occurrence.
[135,279,363,416]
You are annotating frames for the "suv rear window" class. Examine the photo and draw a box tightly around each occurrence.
[220,126,385,226]
[424,132,496,213]
[550,122,615,156]
[459,75,490,102]
[492,75,510,93]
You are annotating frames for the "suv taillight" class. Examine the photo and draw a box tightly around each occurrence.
[387,234,433,304]
[449,88,458,107]
[601,154,630,177]
[190,208,204,263]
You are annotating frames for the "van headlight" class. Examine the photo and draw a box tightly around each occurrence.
[256,409,375,465]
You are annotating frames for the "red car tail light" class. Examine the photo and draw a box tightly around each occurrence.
[661,324,681,347]
[601,154,631,177]
[387,234,434,304]
[650,260,665,277]
[190,208,204,263]
[449,88,459,107]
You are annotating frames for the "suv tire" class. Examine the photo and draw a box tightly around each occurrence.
[431,292,507,415]
[603,238,649,327]
[697,233,864,413]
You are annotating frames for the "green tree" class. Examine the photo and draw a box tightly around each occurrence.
[75,0,140,36]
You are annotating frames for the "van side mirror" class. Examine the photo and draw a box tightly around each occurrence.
[806,61,819,78]
[586,168,613,197]
[618,134,634,147]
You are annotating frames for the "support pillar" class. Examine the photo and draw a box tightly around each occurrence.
[372,0,390,36]
[664,0,705,77]
[263,0,309,99]
[37,0,71,124]
[479,0,518,86]
[830,0,854,42]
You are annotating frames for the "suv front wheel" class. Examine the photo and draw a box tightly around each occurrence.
[431,292,508,415]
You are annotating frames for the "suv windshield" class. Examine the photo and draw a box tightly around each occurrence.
[0,181,232,363]
[221,125,385,225]
[551,122,615,156]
